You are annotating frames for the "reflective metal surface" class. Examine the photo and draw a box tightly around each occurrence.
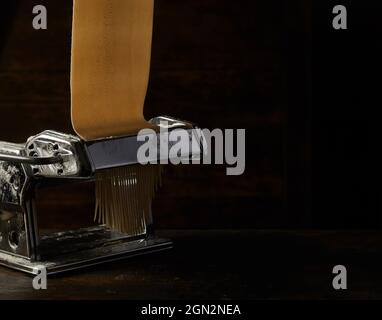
[86,116,203,170]
[0,116,197,274]
[26,130,88,177]
[0,225,172,275]
[0,211,28,257]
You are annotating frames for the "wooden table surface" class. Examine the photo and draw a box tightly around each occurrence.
[0,229,382,300]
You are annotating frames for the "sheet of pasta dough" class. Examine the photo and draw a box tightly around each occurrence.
[71,0,155,141]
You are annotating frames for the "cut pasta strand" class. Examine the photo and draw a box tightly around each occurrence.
[94,165,163,236]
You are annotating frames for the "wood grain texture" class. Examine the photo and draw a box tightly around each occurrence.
[1,230,382,300]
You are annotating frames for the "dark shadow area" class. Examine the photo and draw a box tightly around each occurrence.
[0,2,19,56]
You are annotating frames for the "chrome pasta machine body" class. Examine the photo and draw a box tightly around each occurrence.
[0,116,203,275]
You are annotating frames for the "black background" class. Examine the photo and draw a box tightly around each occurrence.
[314,1,382,228]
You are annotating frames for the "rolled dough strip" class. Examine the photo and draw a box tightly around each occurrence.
[71,0,155,141]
